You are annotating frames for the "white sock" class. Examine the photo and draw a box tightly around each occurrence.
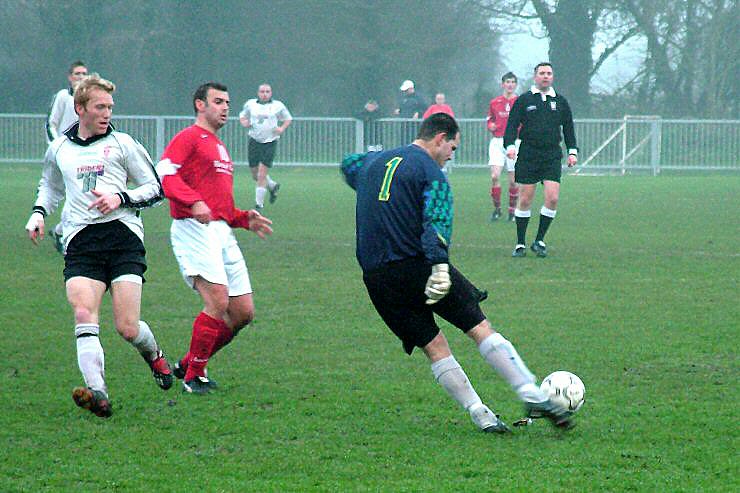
[54,223,63,235]
[131,320,158,362]
[431,355,482,410]
[266,175,277,190]
[479,333,546,403]
[540,206,557,218]
[255,186,267,207]
[75,324,106,393]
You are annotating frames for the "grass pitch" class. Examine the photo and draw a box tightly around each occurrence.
[0,164,737,492]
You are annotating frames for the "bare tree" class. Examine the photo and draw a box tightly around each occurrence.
[620,0,739,117]
[470,0,639,116]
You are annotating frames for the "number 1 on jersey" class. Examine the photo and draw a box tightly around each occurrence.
[378,157,403,201]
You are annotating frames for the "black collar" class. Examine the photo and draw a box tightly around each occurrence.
[257,99,272,105]
[65,122,115,146]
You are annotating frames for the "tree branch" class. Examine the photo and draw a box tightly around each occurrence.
[589,25,640,77]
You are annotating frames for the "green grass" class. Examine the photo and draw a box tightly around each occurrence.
[1,164,738,492]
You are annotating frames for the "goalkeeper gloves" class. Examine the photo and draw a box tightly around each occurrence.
[424,263,451,305]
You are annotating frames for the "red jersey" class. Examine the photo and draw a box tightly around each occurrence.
[487,95,518,137]
[422,103,455,119]
[158,124,249,229]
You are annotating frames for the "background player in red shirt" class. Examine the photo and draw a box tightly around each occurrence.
[486,72,519,222]
[156,82,273,394]
[422,92,455,119]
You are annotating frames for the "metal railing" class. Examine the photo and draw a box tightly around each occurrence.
[1,114,737,173]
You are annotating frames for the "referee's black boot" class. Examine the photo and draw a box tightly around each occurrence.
[512,244,526,257]
[531,240,547,257]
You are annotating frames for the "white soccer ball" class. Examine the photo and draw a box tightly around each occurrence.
[540,371,585,413]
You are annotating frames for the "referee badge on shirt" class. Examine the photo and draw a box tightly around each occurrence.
[550,101,557,110]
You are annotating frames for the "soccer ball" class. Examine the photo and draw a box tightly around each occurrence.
[540,371,585,413]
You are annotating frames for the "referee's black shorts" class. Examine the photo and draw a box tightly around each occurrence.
[514,146,563,184]
[362,257,486,355]
[63,220,147,287]
[248,138,278,168]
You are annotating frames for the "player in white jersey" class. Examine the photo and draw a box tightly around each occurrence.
[239,83,292,209]
[46,61,87,143]
[25,74,173,418]
[46,61,89,252]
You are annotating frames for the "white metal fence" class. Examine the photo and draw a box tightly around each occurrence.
[1,114,737,173]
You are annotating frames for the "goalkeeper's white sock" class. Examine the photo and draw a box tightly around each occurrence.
[479,332,547,403]
[131,320,158,362]
[255,186,267,207]
[266,175,277,190]
[75,324,106,392]
[431,355,482,410]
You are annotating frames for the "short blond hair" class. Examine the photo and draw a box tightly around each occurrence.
[74,73,116,108]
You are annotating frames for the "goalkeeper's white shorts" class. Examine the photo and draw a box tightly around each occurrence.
[170,218,252,296]
[488,137,518,172]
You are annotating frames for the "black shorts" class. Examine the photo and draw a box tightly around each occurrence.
[515,146,563,184]
[362,258,486,355]
[63,220,147,287]
[248,138,278,168]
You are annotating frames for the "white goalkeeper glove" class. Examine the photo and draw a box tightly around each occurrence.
[425,263,451,305]
[25,211,45,244]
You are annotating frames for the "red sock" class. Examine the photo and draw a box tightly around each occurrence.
[183,312,221,381]
[509,186,519,213]
[210,324,234,358]
[491,186,502,208]
[180,352,191,368]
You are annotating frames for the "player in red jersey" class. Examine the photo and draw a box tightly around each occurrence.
[156,82,273,394]
[486,72,519,222]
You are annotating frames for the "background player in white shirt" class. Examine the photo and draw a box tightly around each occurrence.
[46,60,89,251]
[26,74,172,417]
[46,61,88,143]
[239,83,292,209]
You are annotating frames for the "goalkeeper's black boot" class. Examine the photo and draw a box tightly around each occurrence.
[469,403,511,434]
[512,244,527,257]
[525,399,575,429]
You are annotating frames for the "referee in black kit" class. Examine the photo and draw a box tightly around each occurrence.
[504,62,578,258]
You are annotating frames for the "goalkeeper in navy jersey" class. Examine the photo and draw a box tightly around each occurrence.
[341,113,574,433]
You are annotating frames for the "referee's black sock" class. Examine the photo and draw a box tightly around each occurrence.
[515,215,529,245]
[535,206,557,243]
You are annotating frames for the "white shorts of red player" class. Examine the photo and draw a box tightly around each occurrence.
[170,218,252,296]
[489,137,520,172]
